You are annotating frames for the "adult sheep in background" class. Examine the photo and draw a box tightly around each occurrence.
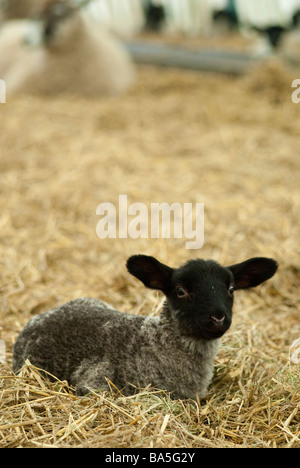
[0,0,135,97]
[0,0,39,22]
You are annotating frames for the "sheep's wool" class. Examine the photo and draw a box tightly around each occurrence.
[13,298,220,399]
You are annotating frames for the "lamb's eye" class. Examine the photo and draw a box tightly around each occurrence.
[176,286,187,298]
[228,284,235,297]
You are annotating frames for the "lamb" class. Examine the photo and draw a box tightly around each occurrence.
[13,254,278,399]
[0,0,135,97]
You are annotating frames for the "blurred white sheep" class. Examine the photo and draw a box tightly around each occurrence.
[0,0,135,97]
[0,0,38,21]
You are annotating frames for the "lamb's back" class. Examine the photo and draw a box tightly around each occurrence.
[12,298,146,382]
[13,298,219,398]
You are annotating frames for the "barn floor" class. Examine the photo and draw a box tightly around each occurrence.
[0,54,299,447]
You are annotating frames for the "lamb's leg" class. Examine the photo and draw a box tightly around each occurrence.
[71,360,114,395]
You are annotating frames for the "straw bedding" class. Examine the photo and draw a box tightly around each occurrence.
[0,56,299,447]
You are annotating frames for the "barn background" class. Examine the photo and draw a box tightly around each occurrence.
[0,0,299,448]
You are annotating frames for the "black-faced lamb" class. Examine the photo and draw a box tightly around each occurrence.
[13,254,278,399]
[0,0,135,96]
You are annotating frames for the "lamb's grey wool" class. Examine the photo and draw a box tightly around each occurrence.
[13,254,278,399]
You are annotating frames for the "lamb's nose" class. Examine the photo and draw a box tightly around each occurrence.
[210,315,225,325]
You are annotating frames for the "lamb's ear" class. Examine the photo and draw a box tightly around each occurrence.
[126,255,174,293]
[227,257,278,290]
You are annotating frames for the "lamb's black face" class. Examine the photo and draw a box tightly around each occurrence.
[127,254,278,341]
[166,260,234,340]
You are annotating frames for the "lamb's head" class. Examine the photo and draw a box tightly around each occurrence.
[126,255,278,341]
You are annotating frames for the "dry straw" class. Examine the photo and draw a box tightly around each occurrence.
[0,43,299,447]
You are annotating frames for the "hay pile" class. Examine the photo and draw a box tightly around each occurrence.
[0,57,299,447]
